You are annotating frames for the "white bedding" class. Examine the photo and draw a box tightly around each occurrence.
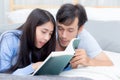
[60,51,120,80]
[7,8,120,24]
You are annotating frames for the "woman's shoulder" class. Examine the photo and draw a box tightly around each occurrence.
[0,30,21,54]
[0,30,22,39]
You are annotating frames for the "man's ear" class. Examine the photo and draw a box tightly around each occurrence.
[78,25,84,34]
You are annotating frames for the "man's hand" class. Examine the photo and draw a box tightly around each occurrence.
[70,49,113,69]
[70,49,91,68]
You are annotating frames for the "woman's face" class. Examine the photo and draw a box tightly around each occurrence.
[35,21,54,48]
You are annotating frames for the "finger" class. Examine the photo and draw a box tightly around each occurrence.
[71,55,82,63]
[75,49,86,56]
[72,59,84,66]
[70,59,84,68]
[71,54,86,63]
[70,62,78,68]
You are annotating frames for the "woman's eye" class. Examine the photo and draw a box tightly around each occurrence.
[42,31,46,33]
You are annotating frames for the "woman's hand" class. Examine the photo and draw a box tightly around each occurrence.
[32,62,43,70]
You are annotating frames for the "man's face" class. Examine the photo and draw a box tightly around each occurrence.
[57,18,79,48]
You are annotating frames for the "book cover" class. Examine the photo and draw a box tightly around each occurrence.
[32,38,80,75]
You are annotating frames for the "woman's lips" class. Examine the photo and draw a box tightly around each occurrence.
[39,42,45,46]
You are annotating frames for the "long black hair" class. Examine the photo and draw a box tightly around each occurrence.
[8,8,56,72]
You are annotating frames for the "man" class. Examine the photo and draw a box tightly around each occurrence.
[55,3,113,69]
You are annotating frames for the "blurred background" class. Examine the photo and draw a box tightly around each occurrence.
[0,0,120,53]
[0,0,120,26]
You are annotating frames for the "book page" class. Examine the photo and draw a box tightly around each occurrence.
[32,38,80,75]
[65,38,80,54]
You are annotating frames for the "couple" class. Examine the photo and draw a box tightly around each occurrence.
[0,3,113,75]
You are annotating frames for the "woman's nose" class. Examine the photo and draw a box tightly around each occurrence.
[44,34,50,41]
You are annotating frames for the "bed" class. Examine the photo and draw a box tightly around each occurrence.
[60,51,120,80]
[1,0,120,80]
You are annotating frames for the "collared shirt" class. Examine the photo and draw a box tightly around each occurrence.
[0,30,34,75]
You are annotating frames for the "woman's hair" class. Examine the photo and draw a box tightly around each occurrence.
[8,8,56,72]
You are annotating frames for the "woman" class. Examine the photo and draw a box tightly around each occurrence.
[0,8,56,75]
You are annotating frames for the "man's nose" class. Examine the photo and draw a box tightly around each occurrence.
[62,31,67,38]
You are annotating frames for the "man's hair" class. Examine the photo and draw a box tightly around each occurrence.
[56,3,88,29]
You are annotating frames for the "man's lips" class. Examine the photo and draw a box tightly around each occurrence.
[60,40,68,44]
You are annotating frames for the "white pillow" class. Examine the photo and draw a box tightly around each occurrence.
[7,8,57,24]
[85,7,120,21]
[7,9,33,24]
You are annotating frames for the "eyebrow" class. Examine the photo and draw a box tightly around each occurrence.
[57,25,62,27]
[58,26,74,30]
[68,28,74,29]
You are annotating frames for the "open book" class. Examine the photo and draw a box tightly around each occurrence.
[32,38,80,75]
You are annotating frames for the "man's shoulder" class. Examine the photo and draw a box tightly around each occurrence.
[77,29,93,39]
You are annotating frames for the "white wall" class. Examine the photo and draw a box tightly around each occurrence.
[0,0,10,26]
[0,1,5,25]
[79,0,120,6]
[14,0,72,6]
[0,0,120,26]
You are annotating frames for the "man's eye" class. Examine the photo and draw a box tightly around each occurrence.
[68,29,74,32]
[58,28,63,30]
[58,28,62,30]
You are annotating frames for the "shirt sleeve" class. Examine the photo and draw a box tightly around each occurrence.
[0,31,35,75]
[77,29,102,58]
[64,64,72,71]
[0,33,19,72]
[12,64,35,75]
